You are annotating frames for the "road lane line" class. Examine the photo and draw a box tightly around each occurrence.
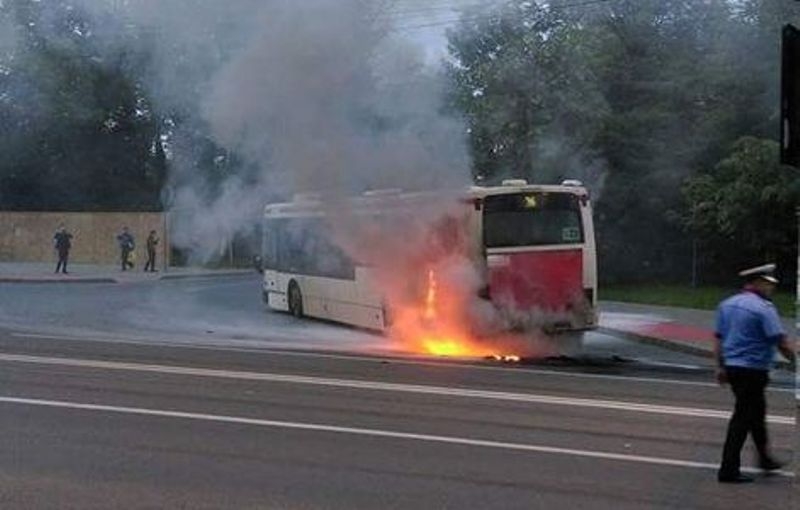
[0,353,793,425]
[0,395,791,477]
[9,331,795,393]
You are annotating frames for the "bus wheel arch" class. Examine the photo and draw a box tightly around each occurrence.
[288,280,304,318]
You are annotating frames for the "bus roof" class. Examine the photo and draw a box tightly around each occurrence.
[264,181,589,217]
[468,182,588,198]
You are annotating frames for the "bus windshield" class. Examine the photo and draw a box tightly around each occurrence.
[483,192,583,248]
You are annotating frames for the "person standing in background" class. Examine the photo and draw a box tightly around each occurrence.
[116,226,135,271]
[144,230,159,272]
[53,224,72,274]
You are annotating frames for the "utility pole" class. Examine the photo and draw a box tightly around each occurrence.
[690,200,699,288]
[779,26,799,451]
[781,25,800,167]
[781,24,800,314]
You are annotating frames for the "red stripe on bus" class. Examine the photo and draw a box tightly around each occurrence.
[488,249,583,311]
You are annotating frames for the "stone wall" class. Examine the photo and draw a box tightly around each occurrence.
[0,212,169,267]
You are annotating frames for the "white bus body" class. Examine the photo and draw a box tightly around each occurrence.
[261,180,597,335]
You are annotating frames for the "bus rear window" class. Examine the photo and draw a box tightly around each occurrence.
[483,192,583,248]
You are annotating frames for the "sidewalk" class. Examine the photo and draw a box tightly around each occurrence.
[0,262,251,284]
[600,301,796,366]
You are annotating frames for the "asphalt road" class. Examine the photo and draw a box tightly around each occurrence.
[0,275,384,352]
[0,274,786,369]
[0,276,795,508]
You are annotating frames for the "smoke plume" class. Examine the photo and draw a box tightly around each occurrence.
[19,0,571,356]
[83,0,472,259]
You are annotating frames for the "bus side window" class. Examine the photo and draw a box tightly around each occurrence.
[314,220,355,280]
[328,242,355,280]
[290,220,311,273]
[273,217,356,280]
[277,219,303,273]
[274,220,286,272]
[262,220,278,269]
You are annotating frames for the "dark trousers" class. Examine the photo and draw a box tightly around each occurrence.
[144,249,156,272]
[719,366,770,476]
[55,252,68,273]
[121,249,133,270]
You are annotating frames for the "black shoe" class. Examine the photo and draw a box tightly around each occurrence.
[759,457,784,472]
[718,473,754,484]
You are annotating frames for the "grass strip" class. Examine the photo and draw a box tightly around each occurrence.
[601,284,795,318]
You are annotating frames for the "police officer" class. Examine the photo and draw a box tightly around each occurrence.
[715,263,796,483]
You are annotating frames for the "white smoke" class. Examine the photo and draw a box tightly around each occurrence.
[5,0,592,357]
[199,1,468,197]
[0,4,19,71]
[94,0,472,260]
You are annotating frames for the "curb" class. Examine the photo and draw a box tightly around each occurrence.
[0,277,117,284]
[598,326,711,359]
[598,326,795,372]
[0,270,253,285]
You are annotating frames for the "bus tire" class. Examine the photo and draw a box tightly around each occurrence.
[288,281,304,318]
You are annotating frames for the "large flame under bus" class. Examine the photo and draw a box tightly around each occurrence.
[259,179,597,351]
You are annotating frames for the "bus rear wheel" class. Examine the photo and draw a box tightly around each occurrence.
[288,282,304,318]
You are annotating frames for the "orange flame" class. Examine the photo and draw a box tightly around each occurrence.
[390,267,520,361]
[423,269,437,321]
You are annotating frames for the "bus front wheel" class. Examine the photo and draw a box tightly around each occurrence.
[288,282,304,318]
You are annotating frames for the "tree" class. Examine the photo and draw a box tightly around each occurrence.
[0,0,166,211]
[446,1,607,186]
[446,0,796,284]
[587,0,746,283]
[683,137,799,284]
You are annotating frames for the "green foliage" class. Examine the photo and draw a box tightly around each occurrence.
[1,0,799,282]
[445,1,607,184]
[603,283,795,318]
[0,0,166,211]
[588,1,749,283]
[446,0,800,285]
[683,137,800,281]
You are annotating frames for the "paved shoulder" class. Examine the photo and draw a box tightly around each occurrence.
[599,301,794,369]
[0,262,251,284]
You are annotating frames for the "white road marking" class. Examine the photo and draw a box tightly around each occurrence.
[256,348,798,393]
[0,395,791,477]
[11,330,795,393]
[0,353,793,425]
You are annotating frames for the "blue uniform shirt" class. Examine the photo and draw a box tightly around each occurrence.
[715,290,785,370]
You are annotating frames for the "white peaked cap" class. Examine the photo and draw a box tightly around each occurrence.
[738,263,778,284]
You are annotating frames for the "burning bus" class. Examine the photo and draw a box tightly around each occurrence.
[260,179,597,356]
